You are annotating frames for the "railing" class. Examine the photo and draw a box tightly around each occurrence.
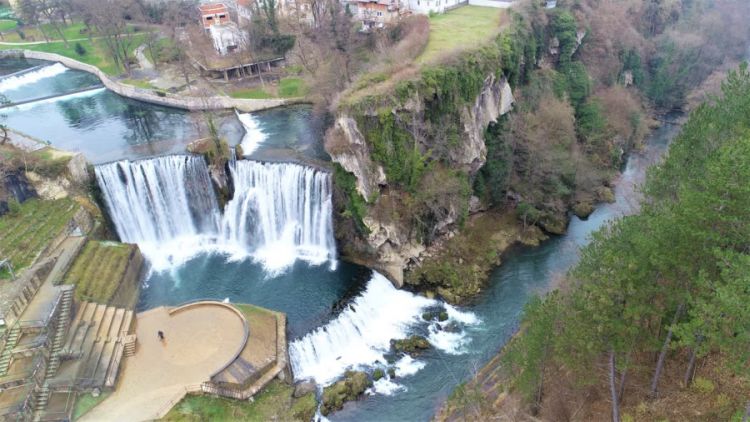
[168,300,250,380]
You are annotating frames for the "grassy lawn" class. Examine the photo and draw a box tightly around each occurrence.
[278,77,307,98]
[2,22,88,43]
[0,19,17,32]
[0,198,79,279]
[73,392,111,420]
[0,33,148,76]
[230,77,307,100]
[230,88,273,99]
[418,6,504,64]
[121,78,156,90]
[161,380,315,422]
[64,240,136,303]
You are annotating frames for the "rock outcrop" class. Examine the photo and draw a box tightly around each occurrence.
[327,74,514,286]
[321,371,372,415]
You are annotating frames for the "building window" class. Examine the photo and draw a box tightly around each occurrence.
[206,16,213,20]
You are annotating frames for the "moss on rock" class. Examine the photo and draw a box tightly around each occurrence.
[321,371,372,415]
[391,335,431,356]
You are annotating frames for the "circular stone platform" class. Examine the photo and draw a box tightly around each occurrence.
[81,302,247,422]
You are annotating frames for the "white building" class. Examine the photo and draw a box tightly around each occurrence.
[407,0,463,14]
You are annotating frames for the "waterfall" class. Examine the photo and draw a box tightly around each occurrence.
[289,272,480,387]
[222,160,336,273]
[95,155,221,270]
[95,155,336,272]
[236,112,265,155]
[0,63,68,92]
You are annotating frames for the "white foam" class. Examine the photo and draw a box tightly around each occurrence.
[394,355,426,377]
[9,87,105,112]
[427,305,480,355]
[444,303,481,325]
[0,63,68,92]
[96,157,337,274]
[368,378,405,396]
[289,272,434,385]
[236,112,266,155]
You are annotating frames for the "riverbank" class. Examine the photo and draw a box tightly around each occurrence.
[0,50,302,112]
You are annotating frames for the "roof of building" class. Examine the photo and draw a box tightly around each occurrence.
[199,3,229,14]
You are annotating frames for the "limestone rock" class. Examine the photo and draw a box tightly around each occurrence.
[293,381,317,398]
[321,371,372,416]
[325,73,515,290]
[573,201,595,219]
[391,335,431,356]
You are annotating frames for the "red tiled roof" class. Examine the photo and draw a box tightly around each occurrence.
[199,3,229,14]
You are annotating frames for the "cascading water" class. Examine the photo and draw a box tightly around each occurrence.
[0,63,67,92]
[95,155,221,269]
[95,155,336,272]
[236,111,265,155]
[222,160,336,272]
[289,272,479,391]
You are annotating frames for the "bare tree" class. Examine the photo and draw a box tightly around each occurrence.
[72,0,141,75]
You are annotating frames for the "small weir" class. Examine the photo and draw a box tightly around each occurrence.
[0,64,45,82]
[0,62,67,92]
[0,85,105,109]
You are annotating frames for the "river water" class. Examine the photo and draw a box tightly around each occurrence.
[0,57,680,421]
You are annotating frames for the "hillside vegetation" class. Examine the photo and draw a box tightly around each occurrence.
[63,240,138,303]
[0,198,78,278]
[444,63,750,422]
[418,6,504,64]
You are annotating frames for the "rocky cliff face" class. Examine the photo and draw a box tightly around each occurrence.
[326,74,514,286]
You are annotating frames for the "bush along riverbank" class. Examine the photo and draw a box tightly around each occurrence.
[326,0,750,304]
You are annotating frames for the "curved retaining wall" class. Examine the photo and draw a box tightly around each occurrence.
[1,49,301,112]
[169,300,250,377]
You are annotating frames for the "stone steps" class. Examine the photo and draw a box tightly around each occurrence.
[0,326,21,376]
[45,286,74,379]
[55,301,134,389]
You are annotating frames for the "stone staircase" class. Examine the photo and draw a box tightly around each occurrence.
[32,382,50,412]
[45,286,74,378]
[0,325,21,376]
[56,302,134,389]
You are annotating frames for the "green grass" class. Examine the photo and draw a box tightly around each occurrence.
[418,6,503,63]
[121,78,155,90]
[161,380,315,422]
[0,198,79,279]
[229,88,273,99]
[2,22,89,43]
[64,241,135,303]
[0,19,17,32]
[0,26,148,76]
[278,77,307,98]
[73,392,111,420]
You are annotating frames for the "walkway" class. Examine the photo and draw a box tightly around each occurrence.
[81,304,246,422]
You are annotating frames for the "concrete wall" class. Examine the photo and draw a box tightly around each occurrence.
[467,0,514,8]
[408,0,466,15]
[1,50,300,112]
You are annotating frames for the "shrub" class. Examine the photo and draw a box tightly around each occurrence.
[692,377,715,394]
[74,42,86,56]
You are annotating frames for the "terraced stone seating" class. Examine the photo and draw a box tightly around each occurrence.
[52,301,134,390]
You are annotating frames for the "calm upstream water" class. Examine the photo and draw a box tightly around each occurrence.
[1,57,680,421]
[0,58,323,164]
